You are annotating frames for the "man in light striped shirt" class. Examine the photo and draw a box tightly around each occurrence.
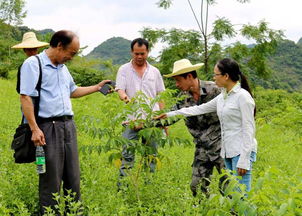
[116,38,165,178]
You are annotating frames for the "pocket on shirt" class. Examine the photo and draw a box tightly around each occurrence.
[207,128,221,141]
[194,147,208,162]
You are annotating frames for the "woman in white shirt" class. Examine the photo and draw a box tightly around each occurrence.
[157,58,257,192]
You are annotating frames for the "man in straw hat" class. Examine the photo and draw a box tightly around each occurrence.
[19,30,110,214]
[165,59,225,197]
[12,32,49,94]
[12,31,49,57]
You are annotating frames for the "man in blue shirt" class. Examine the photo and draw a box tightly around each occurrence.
[20,30,110,214]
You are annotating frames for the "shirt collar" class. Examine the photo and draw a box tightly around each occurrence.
[198,80,207,96]
[130,60,150,72]
[185,79,207,102]
[222,82,241,99]
[40,50,63,69]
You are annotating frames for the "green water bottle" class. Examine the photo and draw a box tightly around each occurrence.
[36,146,46,174]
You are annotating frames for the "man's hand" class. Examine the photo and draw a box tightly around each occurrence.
[130,120,144,131]
[122,120,143,131]
[154,113,167,120]
[133,123,144,131]
[237,168,247,176]
[31,128,46,146]
[120,94,130,103]
[163,126,169,136]
[117,89,130,103]
[71,80,112,98]
[96,80,112,91]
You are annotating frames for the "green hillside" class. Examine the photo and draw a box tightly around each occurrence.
[1,21,302,92]
[251,39,302,92]
[86,36,302,92]
[297,37,302,46]
[13,26,54,41]
[86,37,131,65]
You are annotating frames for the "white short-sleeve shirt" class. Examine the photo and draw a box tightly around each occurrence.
[116,60,165,114]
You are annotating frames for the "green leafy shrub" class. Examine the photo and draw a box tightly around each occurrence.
[1,78,302,215]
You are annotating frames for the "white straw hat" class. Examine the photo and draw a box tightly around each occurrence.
[164,59,204,78]
[11,32,49,49]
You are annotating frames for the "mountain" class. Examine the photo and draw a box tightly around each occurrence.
[86,37,302,92]
[86,37,131,65]
[250,39,302,92]
[13,26,55,41]
[297,37,302,46]
[17,26,54,35]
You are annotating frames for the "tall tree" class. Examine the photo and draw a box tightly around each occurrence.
[141,28,211,88]
[0,0,29,78]
[154,0,283,78]
[0,0,26,25]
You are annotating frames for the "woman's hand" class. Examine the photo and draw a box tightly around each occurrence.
[237,168,247,176]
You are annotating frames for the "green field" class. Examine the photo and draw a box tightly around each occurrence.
[0,78,302,216]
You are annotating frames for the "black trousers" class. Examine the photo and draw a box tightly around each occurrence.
[38,119,81,214]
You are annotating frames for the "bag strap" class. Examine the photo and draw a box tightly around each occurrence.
[21,56,43,124]
[34,55,43,118]
[16,64,23,94]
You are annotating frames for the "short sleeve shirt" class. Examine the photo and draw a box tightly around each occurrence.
[20,50,77,118]
[116,60,165,112]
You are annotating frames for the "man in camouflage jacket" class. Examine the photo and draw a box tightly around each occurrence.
[165,59,225,196]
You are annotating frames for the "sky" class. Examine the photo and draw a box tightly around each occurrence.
[23,0,302,56]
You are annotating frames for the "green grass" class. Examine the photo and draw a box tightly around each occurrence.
[1,78,302,215]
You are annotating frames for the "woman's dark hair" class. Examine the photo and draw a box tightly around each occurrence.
[216,58,256,115]
[131,38,149,51]
[179,70,197,79]
[49,30,77,49]
[216,58,253,97]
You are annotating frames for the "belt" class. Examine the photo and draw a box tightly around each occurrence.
[38,115,73,123]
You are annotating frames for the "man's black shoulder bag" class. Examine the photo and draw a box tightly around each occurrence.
[11,56,43,163]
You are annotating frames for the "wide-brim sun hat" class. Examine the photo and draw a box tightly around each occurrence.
[11,32,49,49]
[164,59,204,78]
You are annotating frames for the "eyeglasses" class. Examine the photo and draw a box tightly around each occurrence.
[213,73,223,77]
